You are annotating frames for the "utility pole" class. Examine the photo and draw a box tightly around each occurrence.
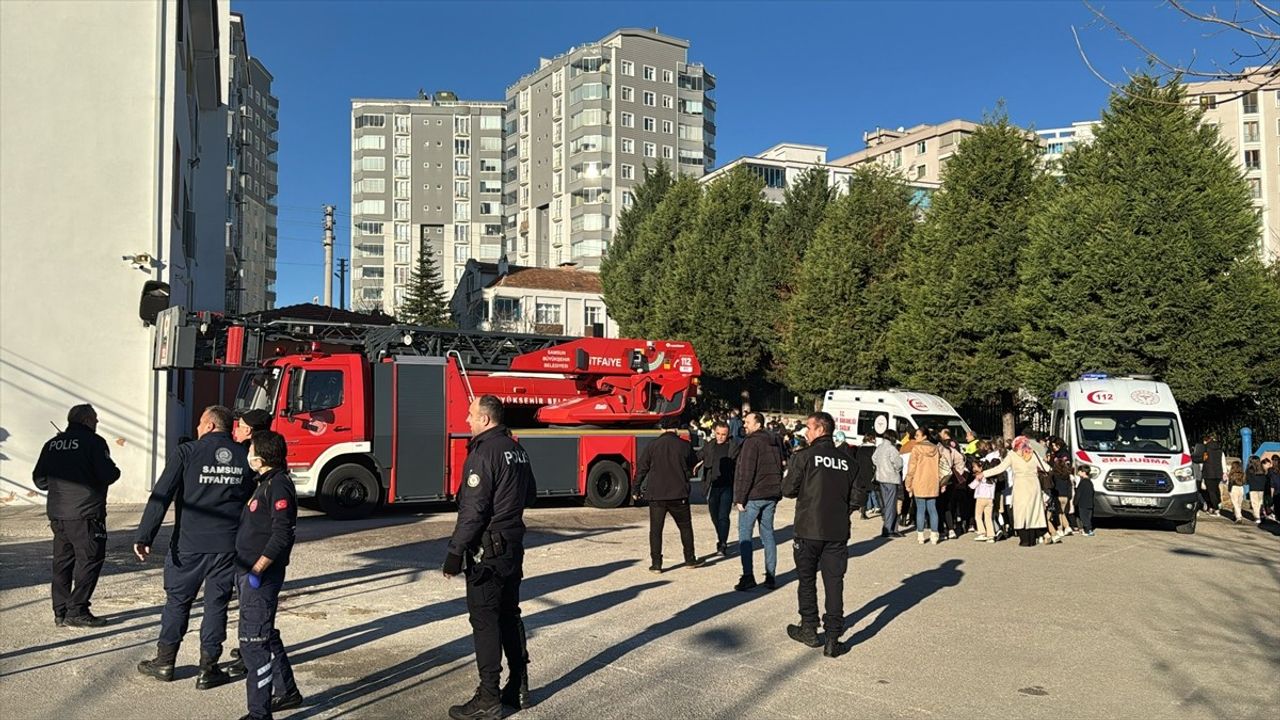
[335,258,348,310]
[322,204,335,306]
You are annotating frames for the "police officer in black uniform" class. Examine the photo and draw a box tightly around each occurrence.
[443,395,537,720]
[135,405,253,689]
[782,411,857,658]
[32,403,121,628]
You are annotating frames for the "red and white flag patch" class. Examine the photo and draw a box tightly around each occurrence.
[249,499,258,512]
[275,498,289,511]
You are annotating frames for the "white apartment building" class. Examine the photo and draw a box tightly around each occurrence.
[833,120,982,186]
[1036,120,1099,173]
[1189,75,1280,264]
[350,94,506,314]
[1,0,235,504]
[451,259,617,337]
[504,28,716,270]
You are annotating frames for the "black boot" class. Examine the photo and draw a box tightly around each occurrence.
[64,612,108,628]
[824,635,847,658]
[137,642,179,681]
[196,650,231,690]
[448,687,502,720]
[227,646,246,676]
[271,688,305,712]
[501,617,531,709]
[786,624,822,648]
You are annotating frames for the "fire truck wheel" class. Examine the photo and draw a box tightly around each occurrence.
[586,461,630,509]
[319,464,382,520]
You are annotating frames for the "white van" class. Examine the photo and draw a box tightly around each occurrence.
[1049,373,1199,534]
[821,388,973,445]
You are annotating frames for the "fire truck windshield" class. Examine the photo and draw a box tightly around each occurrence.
[235,368,281,414]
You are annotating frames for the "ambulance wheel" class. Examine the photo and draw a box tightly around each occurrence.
[319,464,381,520]
[586,461,629,509]
[1173,514,1197,535]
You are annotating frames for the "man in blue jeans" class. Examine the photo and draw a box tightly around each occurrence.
[734,412,783,591]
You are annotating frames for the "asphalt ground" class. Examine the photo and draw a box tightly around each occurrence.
[1,495,1277,720]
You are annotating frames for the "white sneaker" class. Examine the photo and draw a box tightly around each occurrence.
[949,530,958,539]
[1063,529,1074,537]
[930,531,940,544]
[973,534,987,541]
[917,532,925,545]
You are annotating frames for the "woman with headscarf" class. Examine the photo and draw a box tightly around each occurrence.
[978,436,1048,547]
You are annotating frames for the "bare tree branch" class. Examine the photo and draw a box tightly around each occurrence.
[1170,0,1279,43]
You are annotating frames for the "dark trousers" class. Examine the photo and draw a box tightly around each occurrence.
[159,550,235,656]
[466,541,525,696]
[706,485,734,548]
[1203,478,1223,511]
[1077,479,1095,532]
[793,538,848,637]
[879,483,900,534]
[649,499,696,566]
[50,518,107,618]
[238,570,298,718]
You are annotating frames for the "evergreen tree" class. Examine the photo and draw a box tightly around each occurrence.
[657,166,772,381]
[601,160,676,336]
[1020,75,1280,408]
[782,165,916,395]
[885,109,1051,436]
[399,241,452,327]
[761,167,835,382]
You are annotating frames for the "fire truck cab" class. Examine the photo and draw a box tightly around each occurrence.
[155,307,701,519]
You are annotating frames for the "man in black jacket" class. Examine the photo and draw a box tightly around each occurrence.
[636,416,704,574]
[444,396,538,720]
[694,420,738,556]
[782,412,855,658]
[235,430,303,720]
[135,405,253,690]
[32,403,121,628]
[734,412,783,592]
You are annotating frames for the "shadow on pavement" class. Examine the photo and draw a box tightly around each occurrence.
[839,558,964,650]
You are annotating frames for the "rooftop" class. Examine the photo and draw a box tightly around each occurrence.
[492,266,603,294]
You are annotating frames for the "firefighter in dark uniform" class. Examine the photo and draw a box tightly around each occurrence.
[235,430,303,719]
[32,403,121,628]
[233,408,273,446]
[443,395,537,720]
[781,411,857,658]
[135,405,254,690]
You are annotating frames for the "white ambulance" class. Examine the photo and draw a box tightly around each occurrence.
[1049,373,1199,534]
[821,388,973,445]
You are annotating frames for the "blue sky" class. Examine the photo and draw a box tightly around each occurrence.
[236,0,1245,307]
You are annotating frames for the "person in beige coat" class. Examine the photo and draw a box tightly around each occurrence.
[905,428,943,544]
[979,436,1047,547]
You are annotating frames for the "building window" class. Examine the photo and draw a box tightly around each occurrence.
[748,165,787,189]
[916,141,926,154]
[455,139,471,155]
[621,190,634,208]
[394,200,410,220]
[454,243,470,262]
[480,180,502,194]
[1249,177,1262,198]
[360,177,386,194]
[361,266,384,280]
[620,163,635,180]
[643,65,655,81]
[355,114,386,129]
[394,157,410,176]
[1245,121,1261,143]
[394,114,410,133]
[678,124,703,141]
[570,213,609,232]
[479,202,500,215]
[643,91,656,107]
[662,145,673,160]
[455,180,470,198]
[455,202,471,221]
[356,135,385,150]
[483,223,502,236]
[1245,149,1262,169]
[621,112,634,128]
[1243,91,1259,114]
[662,94,673,109]
[394,135,410,154]
[662,69,674,84]
[535,302,562,324]
[395,244,411,263]
[570,108,609,129]
[480,114,502,130]
[394,266,409,285]
[643,117,655,132]
[643,142,656,158]
[361,156,385,172]
[620,60,634,76]
[662,119,673,134]
[394,179,410,197]
[570,82,609,105]
[621,86,633,102]
[916,165,926,179]
[494,297,521,322]
[455,224,470,243]
[1199,95,1217,110]
[361,287,383,301]
[454,115,471,135]
[621,138,634,154]
[356,221,384,235]
[455,159,470,176]
[479,136,502,152]
[395,223,410,241]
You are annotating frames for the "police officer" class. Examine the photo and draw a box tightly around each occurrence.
[443,395,537,720]
[32,403,121,628]
[135,405,253,689]
[781,411,856,658]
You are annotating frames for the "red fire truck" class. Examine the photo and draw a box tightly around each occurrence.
[152,306,701,518]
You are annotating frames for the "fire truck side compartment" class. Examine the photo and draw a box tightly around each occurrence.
[375,357,449,502]
[519,437,582,496]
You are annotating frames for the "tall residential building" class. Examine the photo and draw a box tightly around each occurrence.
[503,28,716,269]
[1036,120,1099,170]
[832,120,981,185]
[226,13,279,313]
[1188,75,1280,264]
[350,95,506,314]
[2,0,233,504]
[706,142,940,211]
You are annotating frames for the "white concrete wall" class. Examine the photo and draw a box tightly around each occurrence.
[0,0,214,505]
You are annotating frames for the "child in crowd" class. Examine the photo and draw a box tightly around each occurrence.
[1073,465,1095,537]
